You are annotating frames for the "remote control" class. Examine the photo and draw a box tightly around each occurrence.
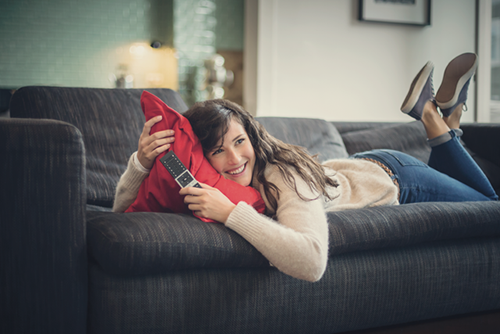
[159,151,202,189]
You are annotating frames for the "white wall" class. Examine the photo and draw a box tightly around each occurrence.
[246,0,477,122]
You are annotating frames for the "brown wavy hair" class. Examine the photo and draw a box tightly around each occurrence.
[183,99,338,211]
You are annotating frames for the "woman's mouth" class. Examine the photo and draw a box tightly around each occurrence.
[226,162,247,176]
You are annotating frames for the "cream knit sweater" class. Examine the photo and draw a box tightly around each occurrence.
[113,152,398,282]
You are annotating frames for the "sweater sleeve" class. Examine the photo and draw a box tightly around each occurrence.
[112,152,150,212]
[225,168,329,282]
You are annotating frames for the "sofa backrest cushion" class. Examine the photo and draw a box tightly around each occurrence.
[10,86,188,207]
[256,117,349,162]
[9,86,349,208]
[334,121,431,162]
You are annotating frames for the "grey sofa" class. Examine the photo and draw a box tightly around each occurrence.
[2,86,500,334]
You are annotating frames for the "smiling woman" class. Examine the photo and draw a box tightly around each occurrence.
[181,99,339,213]
[114,98,339,282]
[206,118,256,187]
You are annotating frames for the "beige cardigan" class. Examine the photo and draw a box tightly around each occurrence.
[113,152,398,282]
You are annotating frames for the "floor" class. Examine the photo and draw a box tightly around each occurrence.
[342,309,500,334]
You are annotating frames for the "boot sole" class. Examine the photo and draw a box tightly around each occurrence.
[435,53,477,109]
[401,61,434,114]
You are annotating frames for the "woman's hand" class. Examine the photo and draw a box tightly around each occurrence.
[180,183,236,223]
[137,116,175,169]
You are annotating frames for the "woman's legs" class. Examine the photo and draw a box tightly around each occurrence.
[352,149,495,203]
[396,54,498,202]
[421,102,498,200]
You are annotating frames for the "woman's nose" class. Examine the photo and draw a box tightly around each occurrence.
[227,149,240,164]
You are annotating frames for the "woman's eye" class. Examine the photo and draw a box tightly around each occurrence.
[236,138,244,145]
[212,148,223,156]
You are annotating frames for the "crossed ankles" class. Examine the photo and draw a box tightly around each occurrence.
[401,53,478,121]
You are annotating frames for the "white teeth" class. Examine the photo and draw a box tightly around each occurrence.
[228,163,245,175]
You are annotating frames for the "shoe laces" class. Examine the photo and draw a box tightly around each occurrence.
[430,68,436,105]
[431,69,435,95]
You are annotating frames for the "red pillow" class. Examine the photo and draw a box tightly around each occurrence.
[125,91,266,223]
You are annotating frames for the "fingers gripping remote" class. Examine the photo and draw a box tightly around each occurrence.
[159,151,202,189]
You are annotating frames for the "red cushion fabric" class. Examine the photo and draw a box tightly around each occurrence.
[126,91,266,223]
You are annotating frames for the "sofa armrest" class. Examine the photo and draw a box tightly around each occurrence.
[0,119,87,334]
[460,123,500,194]
[461,123,500,166]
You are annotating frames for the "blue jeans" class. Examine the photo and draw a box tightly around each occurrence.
[351,131,498,203]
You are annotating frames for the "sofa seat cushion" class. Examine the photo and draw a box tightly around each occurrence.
[88,201,500,276]
[327,201,500,255]
[87,211,269,276]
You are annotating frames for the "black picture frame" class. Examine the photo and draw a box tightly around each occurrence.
[358,0,431,27]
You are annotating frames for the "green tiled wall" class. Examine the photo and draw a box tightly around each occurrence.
[0,0,173,89]
[0,0,243,99]
[215,0,244,51]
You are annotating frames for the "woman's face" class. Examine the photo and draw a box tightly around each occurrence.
[206,118,256,187]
